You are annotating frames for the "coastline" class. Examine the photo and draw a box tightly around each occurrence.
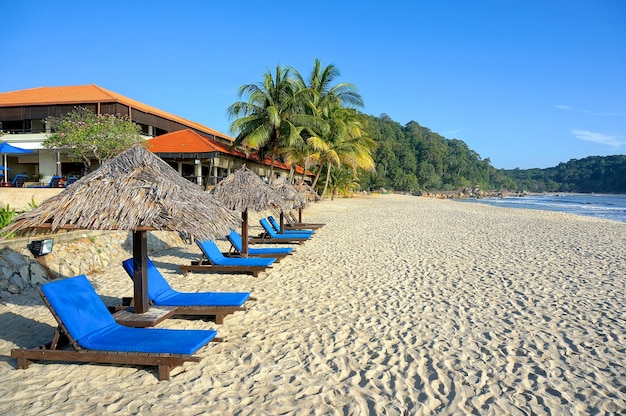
[1,193,625,414]
[456,192,626,223]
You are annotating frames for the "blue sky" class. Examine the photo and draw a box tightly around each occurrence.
[1,0,624,169]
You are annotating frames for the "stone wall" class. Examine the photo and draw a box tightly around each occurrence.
[0,230,185,298]
[0,188,64,210]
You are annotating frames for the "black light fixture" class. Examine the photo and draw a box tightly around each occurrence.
[28,238,54,257]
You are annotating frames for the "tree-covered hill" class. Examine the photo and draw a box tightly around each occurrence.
[358,114,515,192]
[358,114,626,194]
[502,155,626,193]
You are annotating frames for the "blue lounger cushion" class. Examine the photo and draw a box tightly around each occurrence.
[197,240,275,267]
[227,230,293,255]
[40,274,217,355]
[122,257,250,307]
[260,218,312,239]
[267,216,314,235]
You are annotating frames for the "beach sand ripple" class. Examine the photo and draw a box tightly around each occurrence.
[1,194,625,415]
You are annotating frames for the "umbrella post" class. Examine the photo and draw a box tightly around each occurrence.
[299,207,303,223]
[241,210,249,257]
[132,231,149,314]
[280,211,285,233]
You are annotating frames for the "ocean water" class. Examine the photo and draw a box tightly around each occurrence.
[457,194,626,223]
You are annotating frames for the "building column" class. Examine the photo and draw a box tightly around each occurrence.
[194,160,202,186]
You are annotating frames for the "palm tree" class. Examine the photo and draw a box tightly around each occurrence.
[295,58,364,114]
[227,65,305,183]
[309,106,376,199]
[328,165,361,200]
[292,59,374,198]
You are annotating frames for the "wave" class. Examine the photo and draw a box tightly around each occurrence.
[459,194,626,223]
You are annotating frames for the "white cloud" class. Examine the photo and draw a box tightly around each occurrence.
[572,130,625,148]
[556,105,626,117]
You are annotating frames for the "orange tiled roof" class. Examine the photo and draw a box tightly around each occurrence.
[0,84,233,143]
[145,129,242,155]
[146,129,309,175]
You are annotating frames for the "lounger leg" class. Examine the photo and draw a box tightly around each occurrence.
[215,315,224,325]
[158,365,172,381]
[15,355,31,370]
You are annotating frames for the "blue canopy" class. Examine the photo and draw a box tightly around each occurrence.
[0,142,32,181]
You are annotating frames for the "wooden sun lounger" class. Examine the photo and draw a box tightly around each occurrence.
[225,230,293,262]
[121,257,255,324]
[286,211,325,229]
[250,218,311,245]
[11,275,221,380]
[11,329,206,381]
[270,208,325,230]
[179,240,275,277]
[180,263,270,277]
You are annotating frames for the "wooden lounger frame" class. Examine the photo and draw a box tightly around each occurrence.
[11,291,222,380]
[179,260,271,277]
[286,211,325,229]
[249,231,307,245]
[112,296,252,325]
[224,248,290,262]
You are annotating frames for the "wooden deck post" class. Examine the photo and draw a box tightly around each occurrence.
[241,209,249,257]
[132,230,149,314]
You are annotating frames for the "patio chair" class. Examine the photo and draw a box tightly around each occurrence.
[249,218,312,245]
[122,257,254,324]
[64,176,79,187]
[27,175,62,188]
[226,230,293,261]
[180,239,275,277]
[11,174,28,188]
[268,215,314,235]
[11,274,220,380]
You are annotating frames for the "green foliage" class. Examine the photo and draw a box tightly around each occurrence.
[27,197,38,210]
[0,204,17,238]
[360,115,510,192]
[228,59,374,200]
[502,155,626,193]
[327,165,360,200]
[44,107,143,169]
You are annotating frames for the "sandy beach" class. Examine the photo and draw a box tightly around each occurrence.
[1,193,625,415]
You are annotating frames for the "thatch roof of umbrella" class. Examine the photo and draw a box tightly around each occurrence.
[271,178,307,209]
[294,181,321,203]
[2,144,240,314]
[210,165,291,212]
[269,179,309,233]
[2,145,239,239]
[210,166,291,255]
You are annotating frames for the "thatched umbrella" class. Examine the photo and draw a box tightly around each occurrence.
[293,181,321,223]
[271,179,307,233]
[210,166,290,256]
[1,145,240,313]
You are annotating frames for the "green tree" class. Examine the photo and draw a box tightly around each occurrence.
[327,165,360,200]
[309,107,375,199]
[44,107,143,170]
[294,60,374,199]
[227,65,308,183]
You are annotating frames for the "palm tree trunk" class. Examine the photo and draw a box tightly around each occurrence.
[311,163,323,189]
[321,162,331,200]
[269,154,276,184]
[288,165,295,183]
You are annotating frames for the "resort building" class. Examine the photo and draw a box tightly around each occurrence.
[0,84,310,187]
